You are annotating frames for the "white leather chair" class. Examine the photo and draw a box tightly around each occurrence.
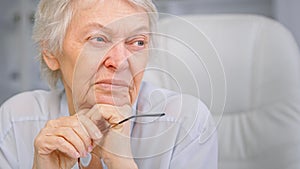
[143,14,300,169]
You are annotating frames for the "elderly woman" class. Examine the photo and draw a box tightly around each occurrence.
[0,0,217,169]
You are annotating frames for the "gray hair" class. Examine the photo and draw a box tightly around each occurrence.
[32,0,158,88]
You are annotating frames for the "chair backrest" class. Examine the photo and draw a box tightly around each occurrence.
[143,14,300,169]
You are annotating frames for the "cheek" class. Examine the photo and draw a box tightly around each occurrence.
[73,45,109,86]
[129,52,148,96]
[59,43,86,88]
[131,52,148,81]
[58,56,77,88]
[72,50,104,101]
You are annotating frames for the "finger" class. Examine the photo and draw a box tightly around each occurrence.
[76,106,107,138]
[80,105,112,133]
[85,105,121,133]
[44,117,93,154]
[47,127,88,157]
[72,123,93,153]
[78,114,103,140]
[36,134,80,159]
[55,136,80,159]
[88,104,125,124]
[87,104,134,132]
[73,114,94,149]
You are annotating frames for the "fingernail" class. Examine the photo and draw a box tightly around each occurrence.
[95,131,102,139]
[88,146,93,152]
[74,152,80,158]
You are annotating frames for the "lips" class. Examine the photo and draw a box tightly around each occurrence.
[92,79,132,105]
[94,79,132,89]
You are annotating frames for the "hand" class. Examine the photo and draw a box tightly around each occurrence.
[33,106,103,169]
[80,104,137,169]
[87,104,138,169]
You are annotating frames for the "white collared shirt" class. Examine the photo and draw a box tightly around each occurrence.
[0,82,218,169]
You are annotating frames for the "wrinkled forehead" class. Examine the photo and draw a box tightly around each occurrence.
[74,0,149,26]
[71,0,150,37]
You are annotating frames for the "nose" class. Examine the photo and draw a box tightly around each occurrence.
[103,42,130,71]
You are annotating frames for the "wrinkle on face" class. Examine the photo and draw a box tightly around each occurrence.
[59,0,150,113]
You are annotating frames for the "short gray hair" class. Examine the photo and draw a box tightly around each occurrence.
[32,0,158,88]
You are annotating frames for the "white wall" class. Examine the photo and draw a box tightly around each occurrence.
[0,0,46,104]
[273,0,300,49]
[155,0,300,49]
[156,0,273,17]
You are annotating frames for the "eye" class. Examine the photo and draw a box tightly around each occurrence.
[88,35,108,48]
[126,36,149,52]
[90,37,105,43]
[134,40,145,47]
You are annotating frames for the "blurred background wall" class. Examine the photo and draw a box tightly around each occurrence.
[0,0,299,104]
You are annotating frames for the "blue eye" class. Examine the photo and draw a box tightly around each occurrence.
[89,36,107,47]
[89,36,106,42]
[95,37,105,42]
[135,40,145,46]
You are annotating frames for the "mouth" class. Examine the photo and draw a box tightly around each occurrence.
[94,79,132,89]
[92,79,133,106]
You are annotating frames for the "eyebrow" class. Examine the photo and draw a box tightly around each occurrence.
[82,22,112,34]
[82,22,150,36]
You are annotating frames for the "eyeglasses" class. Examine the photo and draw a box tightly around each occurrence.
[78,112,165,168]
[109,112,165,128]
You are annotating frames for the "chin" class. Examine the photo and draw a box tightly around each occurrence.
[94,94,131,106]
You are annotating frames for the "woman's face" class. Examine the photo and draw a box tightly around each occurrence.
[53,0,150,111]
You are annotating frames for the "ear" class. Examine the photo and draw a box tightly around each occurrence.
[42,50,60,71]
